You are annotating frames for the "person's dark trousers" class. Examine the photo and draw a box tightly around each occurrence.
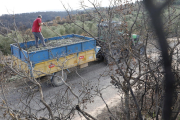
[32,32,46,48]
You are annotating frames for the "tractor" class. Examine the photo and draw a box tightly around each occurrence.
[96,20,145,64]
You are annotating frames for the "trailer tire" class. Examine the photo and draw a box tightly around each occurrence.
[52,71,67,87]
[96,52,104,61]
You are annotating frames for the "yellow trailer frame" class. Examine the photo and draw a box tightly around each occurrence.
[12,49,96,78]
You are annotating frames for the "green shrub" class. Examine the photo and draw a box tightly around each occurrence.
[41,28,56,38]
[0,35,14,55]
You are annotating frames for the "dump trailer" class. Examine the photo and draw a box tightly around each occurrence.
[10,34,100,86]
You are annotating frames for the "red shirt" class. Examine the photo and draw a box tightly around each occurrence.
[32,18,41,32]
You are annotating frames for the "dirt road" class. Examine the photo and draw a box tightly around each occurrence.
[0,61,119,119]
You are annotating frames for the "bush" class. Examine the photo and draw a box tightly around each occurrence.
[0,35,14,55]
[41,28,56,38]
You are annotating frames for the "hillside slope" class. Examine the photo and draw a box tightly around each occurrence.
[0,11,79,29]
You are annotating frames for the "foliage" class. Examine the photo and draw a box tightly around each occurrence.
[0,11,80,29]
[0,35,14,55]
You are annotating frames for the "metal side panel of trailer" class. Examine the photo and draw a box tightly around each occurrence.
[10,34,96,65]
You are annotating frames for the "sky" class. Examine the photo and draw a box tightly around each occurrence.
[0,0,107,16]
[0,0,136,16]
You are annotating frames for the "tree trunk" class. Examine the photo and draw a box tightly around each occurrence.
[125,90,130,120]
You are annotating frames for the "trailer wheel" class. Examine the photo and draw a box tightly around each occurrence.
[96,52,104,61]
[52,71,67,87]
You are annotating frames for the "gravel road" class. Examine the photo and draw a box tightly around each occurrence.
[0,61,119,120]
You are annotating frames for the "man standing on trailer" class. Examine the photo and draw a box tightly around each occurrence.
[32,15,46,48]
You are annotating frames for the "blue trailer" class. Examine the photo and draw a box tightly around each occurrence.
[10,34,100,86]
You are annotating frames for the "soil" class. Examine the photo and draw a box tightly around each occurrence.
[0,65,51,94]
